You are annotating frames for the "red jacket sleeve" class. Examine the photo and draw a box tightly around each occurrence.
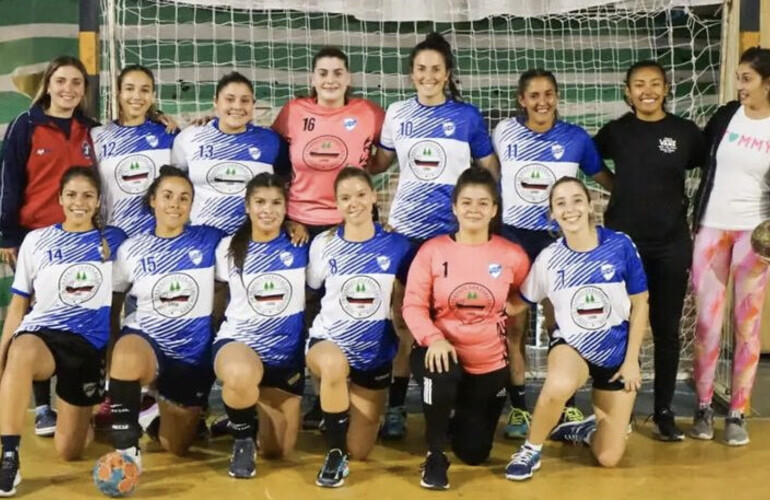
[402,242,445,346]
[0,112,32,248]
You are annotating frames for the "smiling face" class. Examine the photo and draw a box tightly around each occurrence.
[518,76,558,132]
[59,175,99,230]
[118,70,155,126]
[736,63,770,110]
[150,176,193,232]
[214,82,255,134]
[246,186,286,237]
[549,180,593,235]
[452,183,497,235]
[46,65,86,117]
[335,176,377,227]
[625,66,668,120]
[411,49,450,105]
[311,56,351,108]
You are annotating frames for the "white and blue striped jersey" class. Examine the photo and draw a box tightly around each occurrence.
[92,121,176,237]
[113,225,222,364]
[215,232,308,369]
[493,118,602,230]
[521,227,647,368]
[11,225,127,349]
[307,224,412,370]
[379,98,494,240]
[171,119,289,235]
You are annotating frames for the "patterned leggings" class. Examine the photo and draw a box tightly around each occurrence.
[691,227,769,413]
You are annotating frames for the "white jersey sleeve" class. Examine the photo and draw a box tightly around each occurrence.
[215,236,232,282]
[520,245,551,304]
[306,232,330,290]
[10,231,39,297]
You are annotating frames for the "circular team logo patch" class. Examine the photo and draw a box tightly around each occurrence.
[302,135,348,171]
[59,264,103,305]
[448,283,495,324]
[247,273,292,317]
[514,163,556,204]
[407,140,446,181]
[570,286,611,330]
[206,162,253,194]
[151,273,199,318]
[114,154,156,195]
[339,276,382,319]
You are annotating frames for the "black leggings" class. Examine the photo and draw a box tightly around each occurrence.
[410,346,507,465]
[637,236,692,413]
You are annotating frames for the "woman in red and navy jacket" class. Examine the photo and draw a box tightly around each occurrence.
[0,56,98,267]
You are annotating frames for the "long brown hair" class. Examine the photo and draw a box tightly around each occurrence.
[33,56,90,115]
[59,166,109,260]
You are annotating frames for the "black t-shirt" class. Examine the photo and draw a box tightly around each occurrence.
[594,112,705,243]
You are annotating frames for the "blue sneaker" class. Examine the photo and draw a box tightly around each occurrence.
[380,406,407,440]
[502,408,531,439]
[34,407,56,437]
[316,449,349,488]
[505,444,541,481]
[549,414,597,444]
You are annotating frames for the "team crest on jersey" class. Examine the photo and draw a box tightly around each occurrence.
[442,121,456,136]
[343,118,357,131]
[376,256,391,271]
[601,264,615,280]
[248,146,262,160]
[189,249,203,265]
[514,163,557,204]
[570,286,611,330]
[449,283,495,325]
[115,154,156,195]
[247,273,292,316]
[488,263,502,278]
[340,276,382,319]
[207,162,253,194]
[302,135,348,171]
[407,140,447,181]
[58,264,103,305]
[280,251,294,267]
[551,144,565,160]
[82,141,93,159]
[658,137,677,153]
[152,273,199,318]
[145,135,159,148]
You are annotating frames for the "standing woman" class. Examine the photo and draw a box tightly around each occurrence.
[108,166,221,469]
[690,47,770,446]
[506,177,648,481]
[0,167,125,497]
[0,55,98,437]
[306,167,411,487]
[369,32,499,439]
[492,69,613,439]
[403,167,530,490]
[213,173,308,479]
[593,60,705,441]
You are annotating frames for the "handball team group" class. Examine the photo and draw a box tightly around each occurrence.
[0,32,769,496]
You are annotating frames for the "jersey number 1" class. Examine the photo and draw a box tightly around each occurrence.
[442,261,448,277]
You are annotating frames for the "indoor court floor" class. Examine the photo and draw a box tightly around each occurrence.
[14,414,770,500]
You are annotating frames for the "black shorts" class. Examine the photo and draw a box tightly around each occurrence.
[121,329,215,407]
[307,337,392,390]
[212,338,305,396]
[500,225,556,263]
[549,337,624,391]
[16,330,105,406]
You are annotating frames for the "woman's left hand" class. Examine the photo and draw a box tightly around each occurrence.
[609,361,641,393]
[156,113,179,133]
[285,221,309,246]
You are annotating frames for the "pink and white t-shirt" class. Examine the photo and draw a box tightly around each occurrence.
[403,234,530,375]
[272,97,385,226]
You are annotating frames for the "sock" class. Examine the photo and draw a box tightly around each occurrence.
[0,436,20,454]
[109,378,142,450]
[33,380,51,410]
[565,395,577,409]
[507,383,526,410]
[728,409,743,420]
[388,377,409,408]
[699,401,711,410]
[523,440,542,452]
[225,404,257,440]
[323,410,349,452]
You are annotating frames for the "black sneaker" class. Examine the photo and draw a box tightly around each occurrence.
[228,438,256,479]
[315,449,349,488]
[0,451,20,497]
[420,452,450,490]
[653,408,685,442]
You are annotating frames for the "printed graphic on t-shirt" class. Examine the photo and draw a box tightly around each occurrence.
[59,264,103,305]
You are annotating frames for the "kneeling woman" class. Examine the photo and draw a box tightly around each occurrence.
[213,173,308,478]
[506,177,648,481]
[306,167,411,488]
[108,166,222,468]
[402,167,530,490]
[0,167,125,497]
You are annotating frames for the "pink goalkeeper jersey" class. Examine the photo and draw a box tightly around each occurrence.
[403,234,530,374]
[272,97,385,226]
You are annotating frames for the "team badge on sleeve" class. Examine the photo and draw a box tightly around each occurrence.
[601,264,616,280]
[344,118,357,131]
[488,263,502,278]
[279,251,294,267]
[551,143,565,160]
[146,135,159,147]
[376,256,391,271]
[248,146,262,160]
[189,249,203,265]
[442,121,456,136]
